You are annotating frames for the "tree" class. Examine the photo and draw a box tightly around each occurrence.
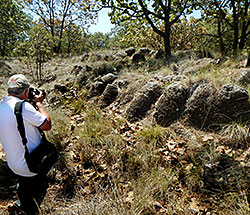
[95,0,196,58]
[21,0,97,54]
[0,0,31,57]
[110,19,162,50]
[198,1,227,54]
[14,24,54,80]
[199,0,250,53]
[62,24,86,55]
[108,15,206,53]
[83,32,113,51]
[171,17,206,51]
[29,25,55,80]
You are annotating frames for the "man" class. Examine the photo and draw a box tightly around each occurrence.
[0,74,51,215]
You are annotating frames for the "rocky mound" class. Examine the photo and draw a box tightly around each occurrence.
[0,49,250,214]
[1,49,250,131]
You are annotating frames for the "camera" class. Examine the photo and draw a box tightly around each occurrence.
[28,87,46,101]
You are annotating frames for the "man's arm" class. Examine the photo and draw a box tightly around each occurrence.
[36,102,51,131]
[34,92,51,131]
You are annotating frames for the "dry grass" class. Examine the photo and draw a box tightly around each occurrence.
[1,51,250,214]
[219,120,250,148]
[45,101,249,214]
[42,54,250,214]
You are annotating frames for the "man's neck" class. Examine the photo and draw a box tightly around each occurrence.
[8,94,23,100]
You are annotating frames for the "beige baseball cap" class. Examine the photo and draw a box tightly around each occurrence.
[7,74,30,90]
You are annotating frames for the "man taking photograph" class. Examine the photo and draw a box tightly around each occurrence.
[0,74,51,215]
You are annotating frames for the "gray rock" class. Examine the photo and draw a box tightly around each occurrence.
[183,83,250,129]
[101,73,117,85]
[54,83,68,94]
[86,65,92,72]
[125,47,136,56]
[182,58,219,75]
[93,64,115,77]
[182,84,216,129]
[154,49,165,59]
[125,82,163,122]
[153,83,189,127]
[0,61,12,76]
[103,54,112,61]
[93,53,102,61]
[238,69,250,86]
[137,47,151,55]
[81,53,90,62]
[132,53,146,63]
[114,79,129,89]
[156,75,188,83]
[88,81,105,98]
[71,65,83,75]
[75,72,89,88]
[99,84,118,108]
[115,51,127,59]
[239,52,250,68]
[214,84,249,118]
[74,67,91,88]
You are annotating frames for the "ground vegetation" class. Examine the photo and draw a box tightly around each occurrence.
[0,49,249,214]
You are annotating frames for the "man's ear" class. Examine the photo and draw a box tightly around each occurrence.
[24,89,30,100]
[25,89,29,97]
[19,89,29,100]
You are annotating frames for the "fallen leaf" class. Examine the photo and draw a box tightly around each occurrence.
[202,134,214,142]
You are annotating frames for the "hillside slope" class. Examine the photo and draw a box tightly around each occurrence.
[0,50,250,214]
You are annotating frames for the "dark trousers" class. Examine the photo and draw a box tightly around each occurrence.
[15,173,48,215]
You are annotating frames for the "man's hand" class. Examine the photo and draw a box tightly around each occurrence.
[34,91,51,131]
[34,91,45,104]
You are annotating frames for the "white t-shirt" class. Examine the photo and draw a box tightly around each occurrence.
[0,96,47,177]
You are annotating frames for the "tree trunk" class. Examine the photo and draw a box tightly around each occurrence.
[36,62,39,80]
[217,20,225,54]
[56,41,62,54]
[164,35,171,58]
[164,20,171,58]
[67,40,71,55]
[0,41,6,57]
[0,49,5,57]
[39,62,42,80]
[232,24,239,52]
[232,1,239,52]
[247,52,250,67]
[239,30,247,50]
[239,0,249,50]
[239,0,250,50]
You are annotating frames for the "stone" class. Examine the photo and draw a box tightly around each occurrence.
[125,47,136,56]
[99,84,119,108]
[125,82,163,122]
[88,81,105,98]
[182,83,250,129]
[54,83,68,94]
[182,84,217,129]
[154,83,189,127]
[154,49,165,59]
[132,53,146,63]
[101,73,117,85]
[238,69,250,86]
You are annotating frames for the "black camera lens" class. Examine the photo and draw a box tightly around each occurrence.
[28,87,46,100]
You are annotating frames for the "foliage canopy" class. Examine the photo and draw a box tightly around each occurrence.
[20,0,97,53]
[95,0,197,57]
[0,0,31,57]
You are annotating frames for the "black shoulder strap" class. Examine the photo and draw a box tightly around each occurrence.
[14,101,28,146]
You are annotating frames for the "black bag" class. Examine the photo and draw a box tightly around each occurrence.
[15,101,60,174]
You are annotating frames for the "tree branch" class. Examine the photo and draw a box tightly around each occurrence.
[138,0,164,37]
